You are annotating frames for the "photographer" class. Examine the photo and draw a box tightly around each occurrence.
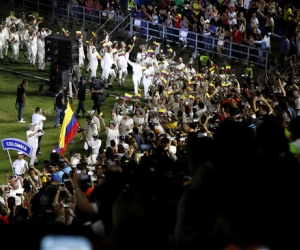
[26,123,45,167]
[83,116,98,141]
[90,77,104,115]
[76,76,88,117]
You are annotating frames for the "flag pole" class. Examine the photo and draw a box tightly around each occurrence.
[6,150,14,172]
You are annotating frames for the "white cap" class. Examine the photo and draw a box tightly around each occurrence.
[17,151,23,155]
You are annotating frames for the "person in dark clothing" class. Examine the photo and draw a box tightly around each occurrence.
[15,79,28,123]
[53,86,65,127]
[76,76,88,117]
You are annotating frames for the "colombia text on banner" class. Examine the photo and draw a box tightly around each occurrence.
[57,103,79,156]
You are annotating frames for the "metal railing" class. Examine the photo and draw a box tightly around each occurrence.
[0,0,129,27]
[257,55,297,83]
[130,16,270,71]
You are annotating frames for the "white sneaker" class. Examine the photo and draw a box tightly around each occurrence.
[18,120,26,123]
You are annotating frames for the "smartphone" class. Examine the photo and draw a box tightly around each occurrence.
[59,183,64,188]
[170,137,175,141]
[40,235,93,250]
[88,166,95,171]
[77,170,82,174]
[63,178,69,182]
[16,193,22,196]
[139,153,144,157]
[197,133,203,138]
[193,119,198,122]
[140,143,152,151]
[180,137,185,141]
[80,174,90,182]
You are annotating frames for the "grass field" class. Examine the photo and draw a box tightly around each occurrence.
[0,49,134,184]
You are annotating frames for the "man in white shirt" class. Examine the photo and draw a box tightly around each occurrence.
[116,50,128,86]
[32,107,46,156]
[88,110,100,133]
[26,123,45,166]
[84,116,98,141]
[17,12,27,50]
[12,152,28,176]
[119,114,134,136]
[127,58,143,95]
[7,175,24,206]
[84,134,102,154]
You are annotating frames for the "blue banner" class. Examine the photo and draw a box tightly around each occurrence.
[1,138,33,156]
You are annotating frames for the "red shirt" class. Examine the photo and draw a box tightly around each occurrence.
[174,15,181,29]
[232,30,242,44]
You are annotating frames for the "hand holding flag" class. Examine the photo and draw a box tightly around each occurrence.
[57,103,79,156]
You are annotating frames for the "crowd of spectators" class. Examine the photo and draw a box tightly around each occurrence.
[2,57,300,249]
[132,0,300,65]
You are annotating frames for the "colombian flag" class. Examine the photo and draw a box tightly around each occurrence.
[161,70,168,76]
[57,103,79,156]
[135,93,141,100]
[124,93,132,100]
[153,41,159,47]
[76,31,82,38]
[158,109,165,116]
[221,83,228,88]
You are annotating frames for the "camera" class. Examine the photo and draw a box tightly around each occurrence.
[91,77,111,106]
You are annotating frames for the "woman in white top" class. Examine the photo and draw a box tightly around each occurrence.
[112,107,123,131]
[101,119,119,148]
[133,109,145,132]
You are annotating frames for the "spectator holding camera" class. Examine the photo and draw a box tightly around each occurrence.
[26,123,45,167]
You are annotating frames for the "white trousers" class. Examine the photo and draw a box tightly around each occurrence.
[29,145,37,166]
[24,41,31,60]
[143,80,151,96]
[38,52,45,70]
[30,45,37,65]
[118,68,128,83]
[109,68,116,85]
[11,43,19,60]
[0,42,3,59]
[102,65,111,79]
[133,76,141,94]
[90,66,97,81]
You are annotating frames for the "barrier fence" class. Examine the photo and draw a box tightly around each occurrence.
[130,16,270,71]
